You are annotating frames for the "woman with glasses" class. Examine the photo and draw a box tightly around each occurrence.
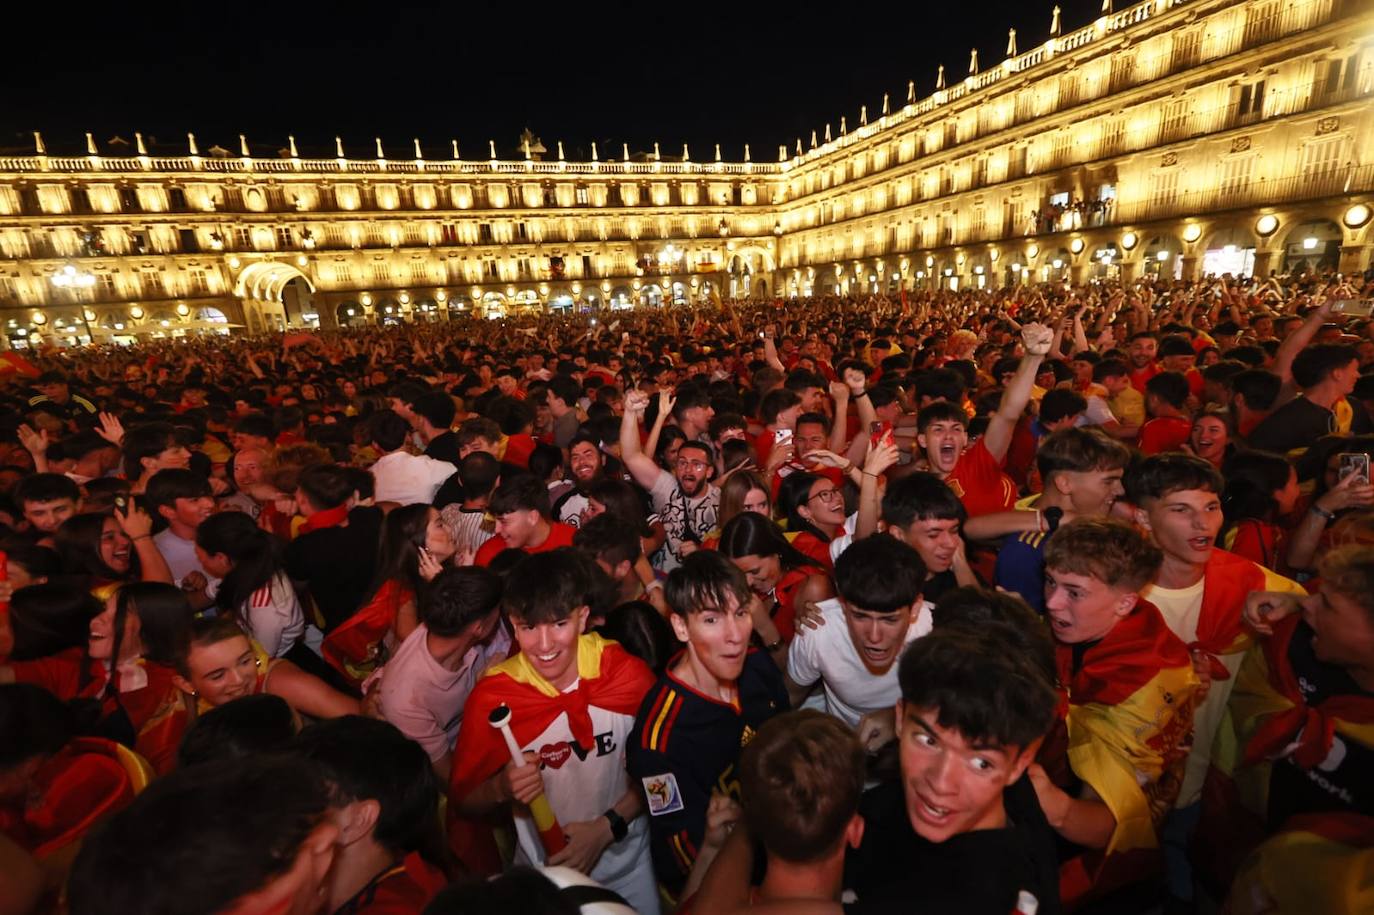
[776,471,848,570]
[718,511,834,666]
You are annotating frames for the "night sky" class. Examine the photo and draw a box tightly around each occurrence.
[7,1,1106,160]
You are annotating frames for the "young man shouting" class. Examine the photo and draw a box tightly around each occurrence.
[627,550,789,896]
[1037,517,1201,908]
[786,534,929,750]
[449,550,657,911]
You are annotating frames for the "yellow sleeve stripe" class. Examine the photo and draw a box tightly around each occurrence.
[648,691,681,751]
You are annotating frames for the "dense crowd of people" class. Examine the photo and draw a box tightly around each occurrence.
[2,267,1373,915]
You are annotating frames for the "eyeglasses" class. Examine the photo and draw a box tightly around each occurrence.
[808,488,843,504]
[676,459,710,472]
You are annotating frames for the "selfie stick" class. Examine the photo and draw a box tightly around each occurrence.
[488,704,567,855]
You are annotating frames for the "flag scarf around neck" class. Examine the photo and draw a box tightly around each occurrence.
[1188,549,1303,681]
[1054,599,1200,907]
[446,632,655,873]
[451,633,655,801]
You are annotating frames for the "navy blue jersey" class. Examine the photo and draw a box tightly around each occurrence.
[995,530,1049,615]
[627,648,788,890]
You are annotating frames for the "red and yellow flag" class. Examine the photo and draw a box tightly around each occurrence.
[1055,600,1200,908]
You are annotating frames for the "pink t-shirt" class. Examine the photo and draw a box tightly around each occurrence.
[375,622,512,762]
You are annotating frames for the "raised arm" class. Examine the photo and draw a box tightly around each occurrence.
[618,389,665,491]
[1271,299,1333,408]
[983,323,1052,464]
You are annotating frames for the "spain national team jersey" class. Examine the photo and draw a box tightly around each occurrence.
[944,439,1017,517]
[626,649,788,890]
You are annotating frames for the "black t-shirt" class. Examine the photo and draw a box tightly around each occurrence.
[1266,620,1374,828]
[843,777,1061,915]
[425,431,463,467]
[922,569,962,605]
[1248,396,1373,460]
[284,506,383,631]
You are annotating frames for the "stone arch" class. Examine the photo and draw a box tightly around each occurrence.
[1281,218,1343,274]
[235,262,315,302]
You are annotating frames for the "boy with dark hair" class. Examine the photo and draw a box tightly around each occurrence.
[671,386,716,443]
[230,412,275,451]
[914,323,1052,517]
[995,427,1131,613]
[377,566,510,779]
[1228,368,1281,439]
[473,473,576,567]
[293,716,448,913]
[450,550,657,910]
[786,534,928,745]
[1125,453,1303,909]
[69,755,338,915]
[547,374,585,449]
[1249,341,1371,454]
[144,467,215,585]
[1140,371,1193,454]
[627,550,788,894]
[369,409,457,506]
[121,421,192,493]
[840,626,1061,914]
[1038,517,1200,906]
[286,464,382,631]
[574,513,650,607]
[412,391,461,464]
[436,452,501,551]
[879,473,976,603]
[13,472,80,537]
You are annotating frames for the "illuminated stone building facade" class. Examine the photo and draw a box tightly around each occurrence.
[0,0,1370,343]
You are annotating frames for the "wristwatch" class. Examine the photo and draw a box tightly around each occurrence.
[604,808,629,843]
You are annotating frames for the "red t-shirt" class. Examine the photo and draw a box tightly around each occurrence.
[473,521,576,567]
[1139,416,1193,455]
[945,439,1017,517]
[1129,363,1161,393]
[347,853,448,914]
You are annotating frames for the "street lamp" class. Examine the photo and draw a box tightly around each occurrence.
[50,264,97,343]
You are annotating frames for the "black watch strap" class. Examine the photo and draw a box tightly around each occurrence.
[604,808,629,842]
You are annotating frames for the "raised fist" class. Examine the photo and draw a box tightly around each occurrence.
[1021,323,1054,356]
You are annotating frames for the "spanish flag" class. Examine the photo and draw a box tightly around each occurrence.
[1226,813,1374,915]
[321,580,413,688]
[448,633,655,873]
[1187,549,1304,682]
[1055,600,1201,909]
[1196,615,1374,895]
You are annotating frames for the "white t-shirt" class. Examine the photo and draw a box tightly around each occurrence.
[154,528,213,588]
[370,450,458,506]
[510,686,653,913]
[376,622,511,762]
[786,597,932,729]
[828,512,859,564]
